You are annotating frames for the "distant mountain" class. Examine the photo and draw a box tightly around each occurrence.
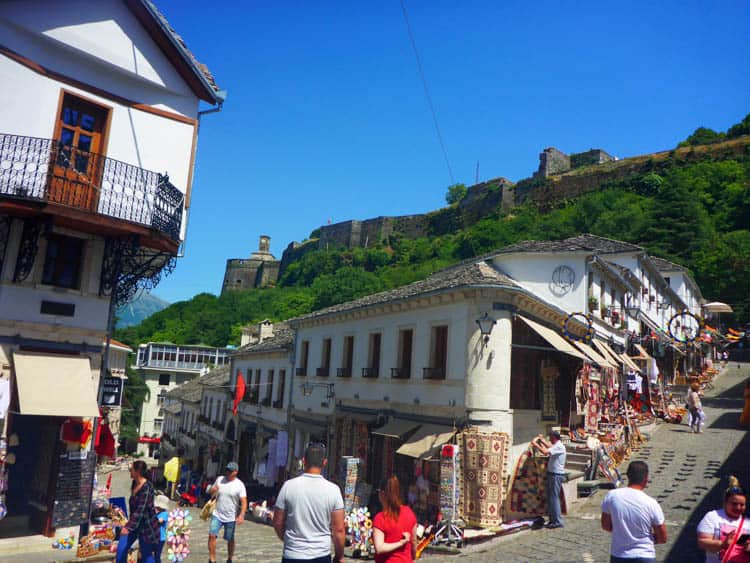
[116,292,170,328]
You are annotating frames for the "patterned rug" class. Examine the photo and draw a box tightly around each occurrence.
[458,429,509,528]
[507,448,548,518]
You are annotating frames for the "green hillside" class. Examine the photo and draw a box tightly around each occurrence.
[115,115,750,349]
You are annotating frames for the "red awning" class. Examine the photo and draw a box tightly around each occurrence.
[138,436,161,444]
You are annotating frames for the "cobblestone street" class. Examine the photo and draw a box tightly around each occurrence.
[5,363,748,563]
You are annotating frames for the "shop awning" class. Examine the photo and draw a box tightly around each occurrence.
[517,315,588,360]
[632,343,653,362]
[138,436,161,444]
[592,340,624,368]
[372,418,420,439]
[13,352,99,418]
[619,353,641,372]
[640,315,663,337]
[396,424,456,459]
[571,341,617,368]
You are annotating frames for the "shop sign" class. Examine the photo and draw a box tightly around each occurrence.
[100,377,123,407]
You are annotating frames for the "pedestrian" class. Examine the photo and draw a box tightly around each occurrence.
[208,461,247,563]
[722,350,729,368]
[697,476,750,562]
[273,443,345,563]
[687,382,704,433]
[372,475,417,562]
[601,461,667,563]
[154,494,170,563]
[116,460,162,563]
[531,431,566,529]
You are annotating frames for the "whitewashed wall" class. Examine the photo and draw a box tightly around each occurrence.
[140,369,194,436]
[233,354,292,429]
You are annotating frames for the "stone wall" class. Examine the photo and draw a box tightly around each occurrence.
[570,149,615,169]
[534,147,571,178]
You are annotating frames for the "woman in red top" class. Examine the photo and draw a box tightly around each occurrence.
[373,475,418,563]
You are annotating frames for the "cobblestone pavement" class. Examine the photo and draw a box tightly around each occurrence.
[7,363,749,563]
[452,362,750,563]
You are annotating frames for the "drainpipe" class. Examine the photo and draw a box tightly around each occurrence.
[177,99,225,258]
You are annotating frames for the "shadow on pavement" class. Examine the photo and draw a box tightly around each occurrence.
[664,416,750,562]
[708,412,744,430]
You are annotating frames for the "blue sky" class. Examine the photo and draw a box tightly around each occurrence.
[154,0,749,303]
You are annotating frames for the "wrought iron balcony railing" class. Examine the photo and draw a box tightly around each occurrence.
[0,133,184,241]
[423,367,446,380]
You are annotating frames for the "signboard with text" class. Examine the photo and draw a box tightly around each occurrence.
[100,377,123,407]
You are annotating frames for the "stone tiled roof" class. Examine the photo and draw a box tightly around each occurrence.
[495,234,643,255]
[649,256,687,272]
[162,402,182,415]
[138,0,222,100]
[291,261,519,322]
[166,377,202,403]
[198,365,230,387]
[234,329,295,355]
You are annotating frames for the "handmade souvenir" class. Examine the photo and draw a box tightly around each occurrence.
[166,507,192,562]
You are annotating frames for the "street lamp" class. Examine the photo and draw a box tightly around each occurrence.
[476,313,497,345]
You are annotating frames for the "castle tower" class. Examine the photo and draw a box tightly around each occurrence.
[222,235,281,293]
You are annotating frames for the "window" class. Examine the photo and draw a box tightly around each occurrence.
[395,329,413,378]
[153,418,163,433]
[243,367,254,401]
[264,370,274,404]
[339,336,354,377]
[276,369,286,407]
[425,325,448,380]
[318,338,332,377]
[253,369,261,403]
[157,389,167,406]
[298,340,310,376]
[364,333,381,377]
[158,374,170,386]
[42,235,84,289]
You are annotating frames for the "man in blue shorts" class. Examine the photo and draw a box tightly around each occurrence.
[208,461,247,563]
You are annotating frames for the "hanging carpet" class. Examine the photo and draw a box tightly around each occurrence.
[458,429,509,528]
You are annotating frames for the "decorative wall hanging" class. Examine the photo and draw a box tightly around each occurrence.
[562,312,594,342]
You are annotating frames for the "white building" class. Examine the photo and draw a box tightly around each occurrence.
[283,234,706,502]
[0,0,222,538]
[229,322,294,486]
[135,342,231,455]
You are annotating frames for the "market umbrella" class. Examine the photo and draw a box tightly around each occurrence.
[703,302,733,313]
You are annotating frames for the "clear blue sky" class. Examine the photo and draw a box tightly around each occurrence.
[153,0,749,303]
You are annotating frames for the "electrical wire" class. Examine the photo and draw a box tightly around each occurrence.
[399,0,455,184]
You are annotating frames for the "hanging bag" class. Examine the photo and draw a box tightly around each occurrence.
[721,515,749,563]
[200,497,216,521]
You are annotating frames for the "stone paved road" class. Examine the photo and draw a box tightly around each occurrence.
[7,363,749,563]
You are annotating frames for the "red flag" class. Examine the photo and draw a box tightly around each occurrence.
[233,370,245,415]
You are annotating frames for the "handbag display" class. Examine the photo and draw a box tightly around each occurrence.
[200,497,216,521]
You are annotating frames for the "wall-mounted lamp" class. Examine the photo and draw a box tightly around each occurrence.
[300,382,335,400]
[476,312,497,344]
[657,300,671,311]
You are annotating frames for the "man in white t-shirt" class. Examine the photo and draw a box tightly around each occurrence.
[601,461,667,563]
[531,431,567,528]
[273,443,345,563]
[208,461,247,563]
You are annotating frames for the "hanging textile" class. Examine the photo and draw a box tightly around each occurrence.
[95,423,116,458]
[276,431,288,467]
[439,444,460,520]
[458,429,509,528]
[508,449,548,518]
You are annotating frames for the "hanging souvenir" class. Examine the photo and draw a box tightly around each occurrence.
[166,507,192,562]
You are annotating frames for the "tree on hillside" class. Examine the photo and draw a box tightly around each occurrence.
[445,183,468,205]
[679,127,725,147]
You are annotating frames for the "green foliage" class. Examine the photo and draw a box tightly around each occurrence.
[727,114,750,139]
[679,127,726,147]
[445,183,468,205]
[120,116,750,352]
[120,364,149,451]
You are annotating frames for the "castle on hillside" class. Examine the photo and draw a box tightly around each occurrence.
[220,145,628,293]
[221,235,280,294]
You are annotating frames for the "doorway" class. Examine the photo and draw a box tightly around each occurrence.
[48,92,111,212]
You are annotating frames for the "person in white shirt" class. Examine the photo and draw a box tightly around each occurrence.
[697,476,750,563]
[531,431,567,528]
[601,461,667,563]
[208,461,247,563]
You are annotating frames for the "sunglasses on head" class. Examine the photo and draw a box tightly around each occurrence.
[306,441,326,449]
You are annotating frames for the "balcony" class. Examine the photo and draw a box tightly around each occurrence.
[362,367,379,378]
[295,367,306,377]
[272,399,283,409]
[0,134,184,242]
[391,367,411,379]
[316,366,330,377]
[336,367,351,378]
[261,397,272,407]
[423,367,446,380]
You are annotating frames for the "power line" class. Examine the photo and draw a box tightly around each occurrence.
[399,0,454,185]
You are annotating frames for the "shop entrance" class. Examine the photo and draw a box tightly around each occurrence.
[0,415,61,538]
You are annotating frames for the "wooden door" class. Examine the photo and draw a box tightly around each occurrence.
[49,93,109,212]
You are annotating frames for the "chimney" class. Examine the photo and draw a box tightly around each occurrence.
[258,319,274,342]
